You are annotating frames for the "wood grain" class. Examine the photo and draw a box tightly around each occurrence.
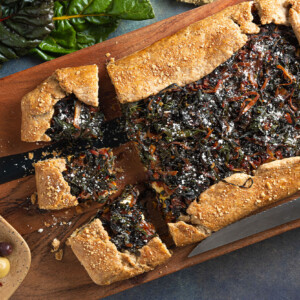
[0,0,299,299]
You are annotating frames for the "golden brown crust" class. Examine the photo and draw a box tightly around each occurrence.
[55,65,99,107]
[107,2,259,103]
[107,0,300,104]
[186,157,300,232]
[21,65,99,142]
[68,218,171,285]
[35,158,78,210]
[106,0,300,248]
[168,221,211,247]
[290,6,300,43]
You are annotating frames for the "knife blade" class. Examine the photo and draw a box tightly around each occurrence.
[0,118,127,184]
[188,197,300,257]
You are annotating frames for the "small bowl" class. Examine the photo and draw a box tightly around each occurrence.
[0,216,31,300]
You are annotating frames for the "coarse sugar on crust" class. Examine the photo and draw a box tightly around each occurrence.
[169,157,300,246]
[107,2,259,103]
[107,0,300,248]
[107,0,300,104]
[21,64,98,142]
[35,158,78,210]
[68,218,171,285]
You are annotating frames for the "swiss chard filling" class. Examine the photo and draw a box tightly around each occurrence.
[96,186,156,253]
[63,148,117,203]
[46,95,105,141]
[123,24,300,222]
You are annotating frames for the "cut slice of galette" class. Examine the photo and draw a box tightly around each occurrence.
[21,64,104,142]
[34,147,117,210]
[68,185,171,285]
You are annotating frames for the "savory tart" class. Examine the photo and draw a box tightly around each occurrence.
[21,64,103,142]
[108,1,300,246]
[35,148,117,210]
[68,186,171,285]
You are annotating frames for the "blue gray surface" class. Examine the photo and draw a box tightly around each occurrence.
[0,1,299,299]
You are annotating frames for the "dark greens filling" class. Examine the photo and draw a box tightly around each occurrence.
[63,148,117,203]
[123,24,300,222]
[97,186,156,253]
[46,95,105,142]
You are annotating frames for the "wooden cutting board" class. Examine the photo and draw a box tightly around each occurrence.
[0,0,299,299]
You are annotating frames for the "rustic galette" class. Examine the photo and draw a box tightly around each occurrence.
[24,0,300,287]
[108,0,300,246]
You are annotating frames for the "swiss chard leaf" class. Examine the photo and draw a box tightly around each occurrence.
[31,0,154,61]
[0,0,54,64]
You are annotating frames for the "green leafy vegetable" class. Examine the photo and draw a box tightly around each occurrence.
[31,0,155,60]
[0,0,54,64]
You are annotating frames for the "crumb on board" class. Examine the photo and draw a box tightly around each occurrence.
[110,57,115,63]
[28,152,34,160]
[105,53,111,57]
[42,151,49,157]
[38,228,43,233]
[30,193,37,204]
[44,222,51,227]
[55,249,63,261]
[51,238,60,252]
[52,150,61,157]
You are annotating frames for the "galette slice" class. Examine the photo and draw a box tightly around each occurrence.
[34,147,117,210]
[68,186,171,285]
[21,64,104,142]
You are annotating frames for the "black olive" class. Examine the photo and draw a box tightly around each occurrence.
[0,242,13,256]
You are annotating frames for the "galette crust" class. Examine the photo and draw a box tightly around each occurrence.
[107,0,300,104]
[21,64,99,142]
[168,221,211,247]
[107,2,258,103]
[35,158,78,210]
[106,0,300,247]
[169,157,300,246]
[68,218,171,285]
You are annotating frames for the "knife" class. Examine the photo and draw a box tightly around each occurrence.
[0,118,127,184]
[188,197,300,257]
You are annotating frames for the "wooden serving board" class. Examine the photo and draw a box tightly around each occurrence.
[0,0,299,299]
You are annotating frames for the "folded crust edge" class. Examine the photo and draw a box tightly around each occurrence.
[169,157,300,247]
[21,64,99,142]
[35,158,78,210]
[68,218,171,285]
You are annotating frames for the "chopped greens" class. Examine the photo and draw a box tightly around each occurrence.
[63,147,117,203]
[97,185,156,253]
[46,95,105,142]
[123,24,300,222]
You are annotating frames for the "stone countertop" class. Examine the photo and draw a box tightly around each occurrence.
[0,1,299,299]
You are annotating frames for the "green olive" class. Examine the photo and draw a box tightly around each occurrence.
[0,257,10,278]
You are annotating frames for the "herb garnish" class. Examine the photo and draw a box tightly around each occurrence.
[63,147,117,203]
[124,24,300,222]
[97,185,156,253]
[46,95,105,142]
